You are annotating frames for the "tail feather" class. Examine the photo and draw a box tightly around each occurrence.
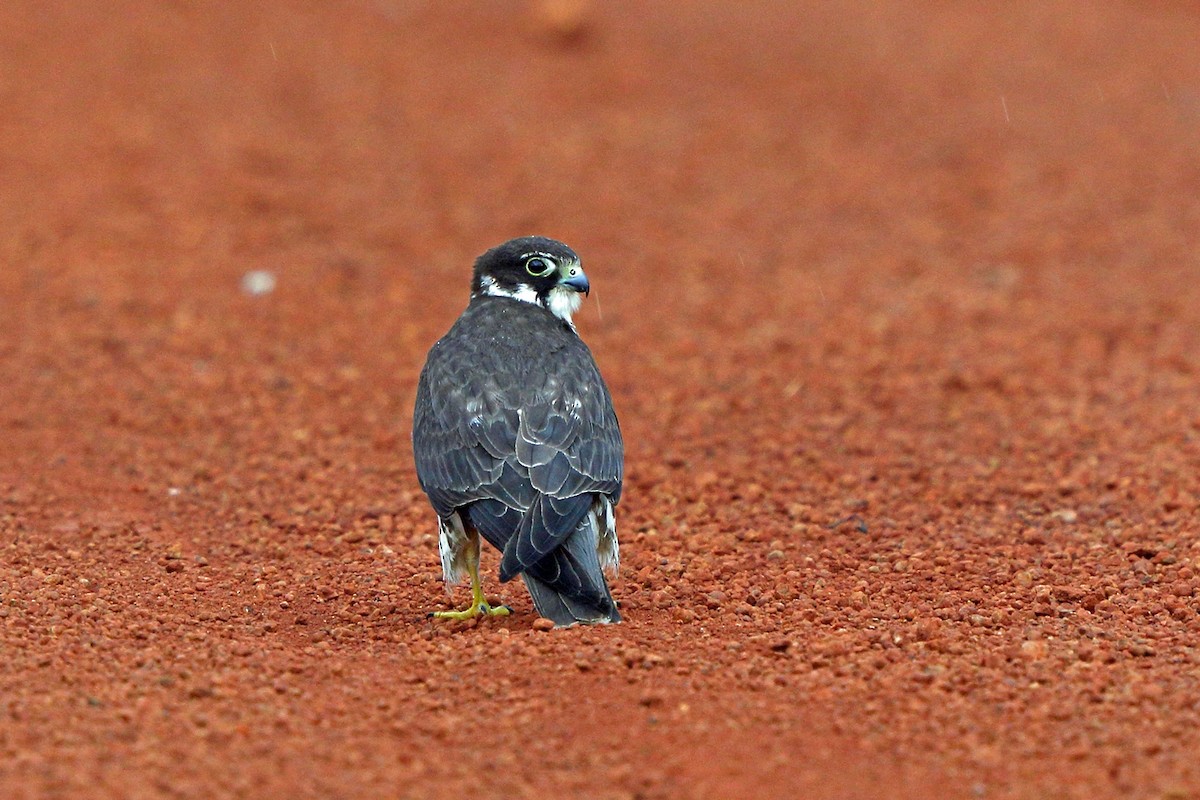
[521,572,620,626]
[465,494,620,626]
[521,506,620,626]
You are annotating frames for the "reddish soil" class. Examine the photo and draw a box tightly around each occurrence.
[3,1,1200,798]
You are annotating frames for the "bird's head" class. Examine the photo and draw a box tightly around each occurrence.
[470,236,590,326]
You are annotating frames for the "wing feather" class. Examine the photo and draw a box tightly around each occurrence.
[412,299,623,581]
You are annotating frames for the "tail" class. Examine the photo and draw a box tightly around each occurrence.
[520,502,620,626]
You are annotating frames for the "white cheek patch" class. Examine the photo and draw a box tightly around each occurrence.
[477,280,582,327]
[510,284,540,304]
[480,281,540,306]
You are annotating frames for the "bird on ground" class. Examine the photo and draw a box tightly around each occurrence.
[412,236,623,626]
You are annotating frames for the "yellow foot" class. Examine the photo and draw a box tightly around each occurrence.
[429,601,511,621]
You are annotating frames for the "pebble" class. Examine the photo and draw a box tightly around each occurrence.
[1019,640,1049,660]
[531,0,592,42]
[240,270,277,296]
[638,692,665,707]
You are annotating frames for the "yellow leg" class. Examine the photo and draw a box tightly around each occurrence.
[431,536,510,620]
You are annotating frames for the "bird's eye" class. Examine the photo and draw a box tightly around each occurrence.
[525,257,556,277]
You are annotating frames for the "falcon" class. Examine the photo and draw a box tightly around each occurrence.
[412,236,623,626]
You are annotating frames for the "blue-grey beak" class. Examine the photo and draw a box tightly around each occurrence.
[558,262,590,296]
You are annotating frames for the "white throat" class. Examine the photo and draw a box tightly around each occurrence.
[477,277,581,328]
[546,285,583,326]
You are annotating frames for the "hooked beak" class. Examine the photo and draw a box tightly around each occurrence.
[558,261,590,296]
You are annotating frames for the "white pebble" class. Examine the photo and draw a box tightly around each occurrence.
[241,270,277,296]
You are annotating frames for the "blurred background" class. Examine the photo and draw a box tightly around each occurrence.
[5,0,1197,497]
[3,1,1200,797]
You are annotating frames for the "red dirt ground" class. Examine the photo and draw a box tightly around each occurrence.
[3,1,1200,798]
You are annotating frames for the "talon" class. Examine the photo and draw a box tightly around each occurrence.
[429,544,510,622]
[430,599,511,621]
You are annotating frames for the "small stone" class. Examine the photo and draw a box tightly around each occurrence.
[1126,641,1156,657]
[672,607,697,623]
[1052,585,1084,602]
[1052,508,1078,523]
[531,0,592,42]
[914,617,941,640]
[1020,640,1048,660]
[532,618,555,632]
[1021,529,1046,545]
[241,270,277,296]
[638,692,665,707]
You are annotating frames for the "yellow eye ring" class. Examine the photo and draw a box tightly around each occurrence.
[525,256,556,277]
